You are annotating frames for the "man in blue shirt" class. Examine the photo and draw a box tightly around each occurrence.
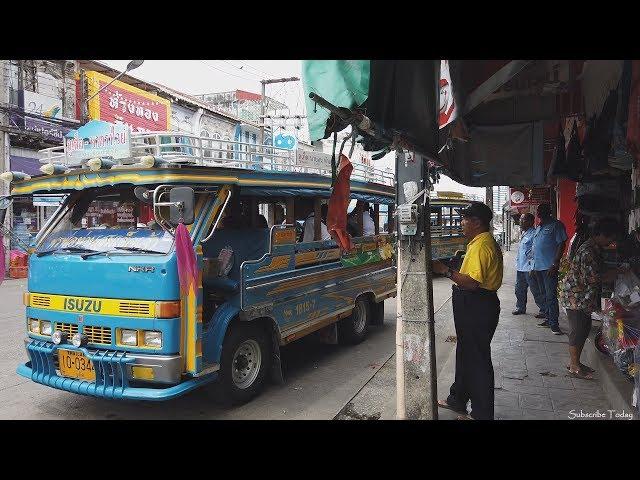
[530,203,568,335]
[512,213,545,316]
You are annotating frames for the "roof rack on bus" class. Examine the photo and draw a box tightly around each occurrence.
[36,131,395,187]
[429,191,481,201]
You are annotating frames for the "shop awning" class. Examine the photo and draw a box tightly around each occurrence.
[303,60,634,187]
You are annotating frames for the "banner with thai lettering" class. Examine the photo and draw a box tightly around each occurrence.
[86,71,171,133]
[64,120,130,162]
[509,187,551,209]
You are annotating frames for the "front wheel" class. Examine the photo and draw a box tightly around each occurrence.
[338,297,370,344]
[218,322,271,405]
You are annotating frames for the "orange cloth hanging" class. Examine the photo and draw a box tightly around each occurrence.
[327,154,354,252]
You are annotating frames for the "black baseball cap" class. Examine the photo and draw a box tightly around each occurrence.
[459,201,493,225]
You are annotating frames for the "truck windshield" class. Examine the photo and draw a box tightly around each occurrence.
[35,187,174,255]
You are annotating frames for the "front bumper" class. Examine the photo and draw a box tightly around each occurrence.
[17,339,218,401]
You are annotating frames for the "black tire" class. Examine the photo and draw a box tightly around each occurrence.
[338,297,370,344]
[370,300,385,326]
[218,321,272,405]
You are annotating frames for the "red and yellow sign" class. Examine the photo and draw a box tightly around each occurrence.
[86,71,171,133]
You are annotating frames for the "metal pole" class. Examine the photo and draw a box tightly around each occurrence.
[259,77,300,147]
[395,150,438,419]
[259,80,265,147]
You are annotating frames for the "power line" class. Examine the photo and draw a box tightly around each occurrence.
[198,60,256,83]
[235,60,274,78]
[219,60,262,79]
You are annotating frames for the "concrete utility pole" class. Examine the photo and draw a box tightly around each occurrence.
[486,186,494,231]
[395,150,438,420]
[259,77,299,146]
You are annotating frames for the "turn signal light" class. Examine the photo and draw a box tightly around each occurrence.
[23,292,30,306]
[155,301,181,319]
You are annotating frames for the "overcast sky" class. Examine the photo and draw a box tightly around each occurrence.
[101,60,485,199]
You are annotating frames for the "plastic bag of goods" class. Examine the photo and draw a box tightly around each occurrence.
[613,348,636,381]
[613,271,640,309]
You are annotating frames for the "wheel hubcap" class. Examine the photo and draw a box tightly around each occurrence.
[231,339,261,389]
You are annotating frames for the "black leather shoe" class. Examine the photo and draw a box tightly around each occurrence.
[512,310,525,315]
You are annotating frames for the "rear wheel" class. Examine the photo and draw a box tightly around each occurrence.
[338,297,370,344]
[218,322,271,405]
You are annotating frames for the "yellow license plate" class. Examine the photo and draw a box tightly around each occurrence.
[58,350,96,381]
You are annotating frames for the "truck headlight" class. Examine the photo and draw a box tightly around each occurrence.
[51,330,66,345]
[41,321,52,336]
[120,329,138,346]
[29,319,40,334]
[143,331,162,348]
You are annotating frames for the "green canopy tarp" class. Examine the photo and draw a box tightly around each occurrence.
[302,60,370,141]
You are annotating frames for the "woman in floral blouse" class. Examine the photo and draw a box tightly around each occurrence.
[560,217,623,380]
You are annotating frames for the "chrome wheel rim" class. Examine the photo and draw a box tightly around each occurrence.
[232,339,261,389]
[353,301,367,334]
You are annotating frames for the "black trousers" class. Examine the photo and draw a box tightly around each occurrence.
[446,286,500,420]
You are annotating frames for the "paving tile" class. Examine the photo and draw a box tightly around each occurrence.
[494,406,524,420]
[551,394,609,412]
[494,347,524,357]
[519,393,554,411]
[525,355,551,370]
[522,408,556,420]
[501,370,528,381]
[494,390,519,408]
[571,377,606,393]
[500,380,550,397]
[519,374,545,386]
[540,374,576,390]
[522,342,548,356]
[545,343,570,355]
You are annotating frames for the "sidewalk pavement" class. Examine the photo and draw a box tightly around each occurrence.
[342,250,636,420]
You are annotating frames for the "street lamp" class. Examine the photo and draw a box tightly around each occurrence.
[86,60,144,103]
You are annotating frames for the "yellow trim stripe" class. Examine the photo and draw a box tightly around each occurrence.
[11,170,393,197]
[28,292,156,318]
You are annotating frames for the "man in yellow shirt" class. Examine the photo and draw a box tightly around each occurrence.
[432,201,503,420]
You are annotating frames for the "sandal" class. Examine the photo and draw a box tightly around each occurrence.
[456,414,474,420]
[566,364,596,374]
[438,399,467,414]
[567,369,594,380]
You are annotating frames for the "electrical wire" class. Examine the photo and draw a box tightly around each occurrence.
[219,60,262,79]
[235,60,274,78]
[198,60,256,82]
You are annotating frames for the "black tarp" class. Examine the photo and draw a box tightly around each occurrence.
[363,60,439,158]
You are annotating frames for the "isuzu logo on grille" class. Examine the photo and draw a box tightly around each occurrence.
[128,266,155,273]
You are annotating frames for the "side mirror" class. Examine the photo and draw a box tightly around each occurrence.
[169,187,195,225]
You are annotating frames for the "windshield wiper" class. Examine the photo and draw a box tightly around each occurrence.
[36,247,100,257]
[79,246,166,259]
[113,246,165,254]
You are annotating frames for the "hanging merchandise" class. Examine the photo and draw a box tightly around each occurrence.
[612,271,640,309]
[610,60,634,171]
[596,294,640,381]
[627,60,640,163]
[582,87,619,176]
[9,249,28,279]
[0,234,4,284]
[635,346,640,414]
